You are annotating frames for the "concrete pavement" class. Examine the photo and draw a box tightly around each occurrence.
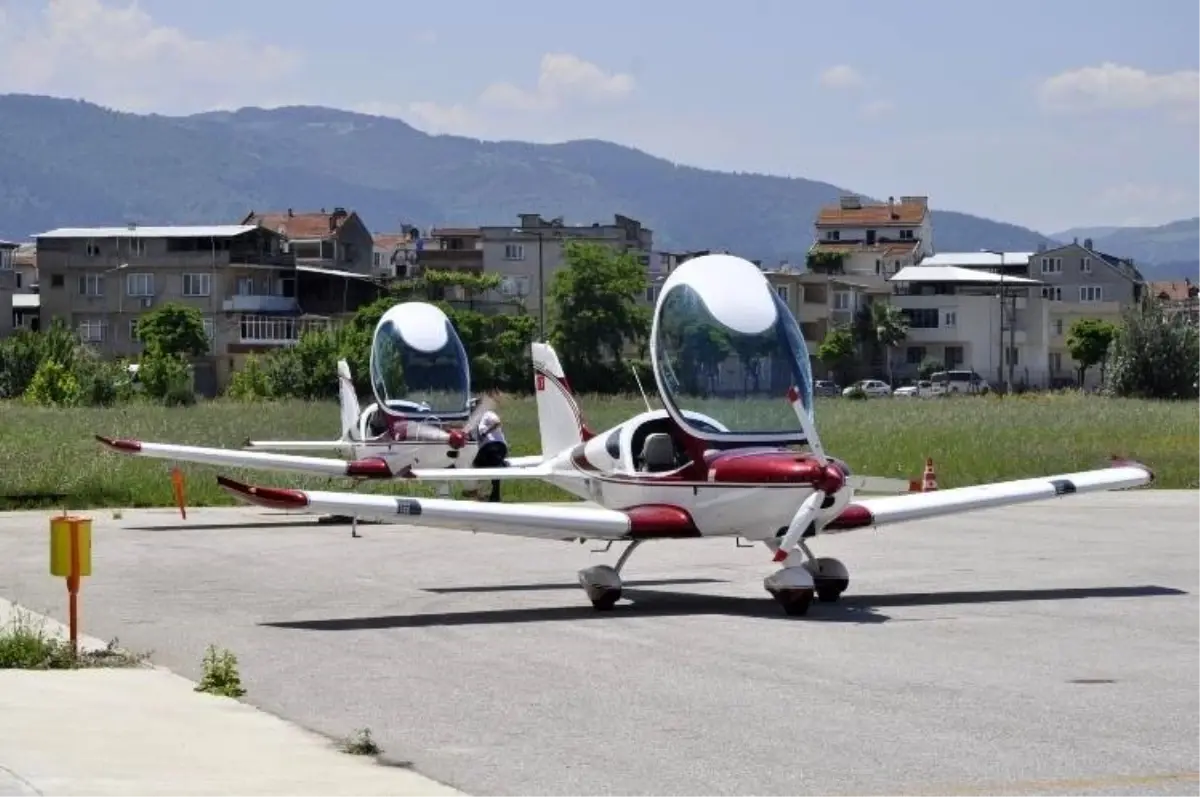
[0,598,461,796]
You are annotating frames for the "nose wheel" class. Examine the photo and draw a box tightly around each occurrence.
[578,540,642,610]
[764,538,850,615]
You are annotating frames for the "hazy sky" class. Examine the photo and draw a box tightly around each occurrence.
[1,0,1197,233]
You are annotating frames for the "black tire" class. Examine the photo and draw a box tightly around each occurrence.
[778,589,814,616]
[591,591,621,611]
[815,578,849,603]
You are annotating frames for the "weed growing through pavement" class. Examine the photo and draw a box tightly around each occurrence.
[339,727,382,756]
[0,605,149,669]
[194,644,246,698]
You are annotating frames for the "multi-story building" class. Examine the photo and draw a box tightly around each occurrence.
[480,213,654,329]
[888,263,1048,387]
[372,227,420,280]
[33,223,384,394]
[8,242,38,331]
[809,194,934,279]
[241,208,375,276]
[0,240,17,337]
[1150,278,1199,324]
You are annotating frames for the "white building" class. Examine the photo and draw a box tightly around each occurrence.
[809,194,935,278]
[888,264,1050,389]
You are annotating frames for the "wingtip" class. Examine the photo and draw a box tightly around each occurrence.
[1110,456,1155,484]
[96,435,141,453]
[216,476,310,510]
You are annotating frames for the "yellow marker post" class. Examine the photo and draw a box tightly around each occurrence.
[49,515,92,656]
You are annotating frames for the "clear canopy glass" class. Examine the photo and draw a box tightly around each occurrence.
[651,281,814,442]
[369,314,471,419]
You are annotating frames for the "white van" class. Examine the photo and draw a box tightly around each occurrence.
[930,369,988,396]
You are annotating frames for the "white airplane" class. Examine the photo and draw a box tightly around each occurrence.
[215,253,1154,616]
[95,301,542,480]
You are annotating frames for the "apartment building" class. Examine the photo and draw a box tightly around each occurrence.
[1151,279,1199,324]
[480,213,654,319]
[809,194,934,279]
[419,228,485,278]
[0,240,16,337]
[371,225,422,280]
[241,208,375,275]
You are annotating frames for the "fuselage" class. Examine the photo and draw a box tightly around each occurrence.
[538,410,854,541]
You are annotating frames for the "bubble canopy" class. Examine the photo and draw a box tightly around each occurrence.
[649,254,815,444]
[369,302,471,419]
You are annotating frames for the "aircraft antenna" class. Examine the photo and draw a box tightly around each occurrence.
[630,363,653,413]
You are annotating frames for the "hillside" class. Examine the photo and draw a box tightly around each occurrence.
[1051,218,1199,281]
[0,92,1121,269]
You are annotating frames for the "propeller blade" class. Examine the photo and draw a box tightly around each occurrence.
[786,385,827,465]
[773,489,826,563]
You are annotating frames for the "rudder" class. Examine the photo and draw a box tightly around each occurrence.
[531,342,590,459]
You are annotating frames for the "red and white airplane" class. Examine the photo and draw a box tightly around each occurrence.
[95,301,541,481]
[216,253,1155,616]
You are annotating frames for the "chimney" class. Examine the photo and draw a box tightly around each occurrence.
[888,196,898,219]
[287,208,294,217]
[330,206,348,231]
[1083,237,1093,250]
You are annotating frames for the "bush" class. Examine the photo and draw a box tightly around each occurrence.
[139,352,196,406]
[226,354,274,401]
[1105,298,1200,400]
[24,359,82,407]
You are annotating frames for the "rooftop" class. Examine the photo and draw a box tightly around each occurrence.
[890,265,1043,285]
[1149,279,1198,303]
[919,251,1035,268]
[816,195,928,227]
[0,240,18,249]
[242,209,353,240]
[811,241,921,257]
[34,225,260,239]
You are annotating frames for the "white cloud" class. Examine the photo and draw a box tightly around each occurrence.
[817,65,864,90]
[0,0,300,113]
[394,52,635,136]
[1038,63,1199,119]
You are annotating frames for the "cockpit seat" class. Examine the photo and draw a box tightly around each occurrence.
[641,432,677,473]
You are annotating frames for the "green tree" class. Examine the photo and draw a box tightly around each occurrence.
[24,359,82,407]
[1066,318,1119,385]
[816,326,856,385]
[226,354,274,401]
[918,357,944,380]
[548,240,650,394]
[869,302,909,385]
[135,303,209,359]
[0,321,80,398]
[139,352,195,406]
[1104,296,1199,399]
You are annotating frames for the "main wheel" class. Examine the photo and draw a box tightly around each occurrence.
[590,590,622,611]
[805,557,850,603]
[775,588,814,616]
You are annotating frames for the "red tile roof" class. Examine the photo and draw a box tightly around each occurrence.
[372,233,413,250]
[242,209,354,239]
[817,199,927,227]
[1150,280,1198,302]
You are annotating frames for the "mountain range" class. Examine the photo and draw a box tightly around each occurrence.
[1051,218,1198,281]
[0,93,1194,282]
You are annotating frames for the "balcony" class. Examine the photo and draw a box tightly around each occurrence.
[222,295,299,313]
[236,315,335,346]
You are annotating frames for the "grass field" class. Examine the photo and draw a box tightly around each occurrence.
[0,392,1196,511]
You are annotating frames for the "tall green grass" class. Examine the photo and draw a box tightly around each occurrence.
[0,392,1195,510]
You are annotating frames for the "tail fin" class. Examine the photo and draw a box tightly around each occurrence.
[532,342,592,459]
[337,359,361,441]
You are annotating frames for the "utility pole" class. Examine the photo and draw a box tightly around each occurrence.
[982,250,1013,394]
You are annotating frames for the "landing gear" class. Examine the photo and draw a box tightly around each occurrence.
[578,540,642,610]
[763,539,850,615]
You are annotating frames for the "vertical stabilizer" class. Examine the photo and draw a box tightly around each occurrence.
[531,342,590,459]
[337,359,361,441]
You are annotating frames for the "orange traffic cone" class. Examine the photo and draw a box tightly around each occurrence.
[921,457,939,492]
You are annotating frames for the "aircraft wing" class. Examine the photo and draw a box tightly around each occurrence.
[216,476,697,542]
[826,461,1153,532]
[401,461,556,481]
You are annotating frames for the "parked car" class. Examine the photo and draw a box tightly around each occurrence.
[929,369,988,396]
[894,379,933,398]
[843,379,892,398]
[814,379,841,397]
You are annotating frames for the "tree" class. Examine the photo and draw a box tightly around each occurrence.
[816,326,856,385]
[869,302,909,385]
[548,241,650,393]
[1066,318,1119,386]
[135,303,209,360]
[805,252,845,274]
[1104,296,1199,399]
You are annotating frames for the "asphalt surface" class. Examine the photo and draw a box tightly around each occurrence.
[1,491,1197,796]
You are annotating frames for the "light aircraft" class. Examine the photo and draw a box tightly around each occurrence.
[95,301,542,481]
[215,254,1154,616]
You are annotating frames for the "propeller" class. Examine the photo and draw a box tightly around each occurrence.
[772,385,845,563]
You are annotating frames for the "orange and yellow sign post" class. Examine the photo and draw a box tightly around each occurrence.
[49,514,92,656]
[171,466,187,519]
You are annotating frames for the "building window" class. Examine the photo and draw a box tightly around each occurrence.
[202,317,215,350]
[126,273,154,297]
[1005,347,1019,366]
[78,274,103,296]
[905,346,925,364]
[1081,257,1091,273]
[826,230,840,241]
[1040,257,1062,274]
[1079,285,1103,302]
[183,273,211,297]
[79,318,106,342]
[832,291,851,310]
[943,310,957,327]
[775,284,790,303]
[15,272,21,289]
[504,244,525,260]
[901,308,939,328]
[1049,352,1063,372]
[373,251,383,267]
[51,274,64,288]
[236,276,256,295]
[944,346,964,368]
[85,241,101,257]
[1041,286,1062,301]
[899,229,914,240]
[128,238,146,257]
[1054,318,1063,336]
[874,259,882,275]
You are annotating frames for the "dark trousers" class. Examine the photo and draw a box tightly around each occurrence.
[472,440,508,501]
